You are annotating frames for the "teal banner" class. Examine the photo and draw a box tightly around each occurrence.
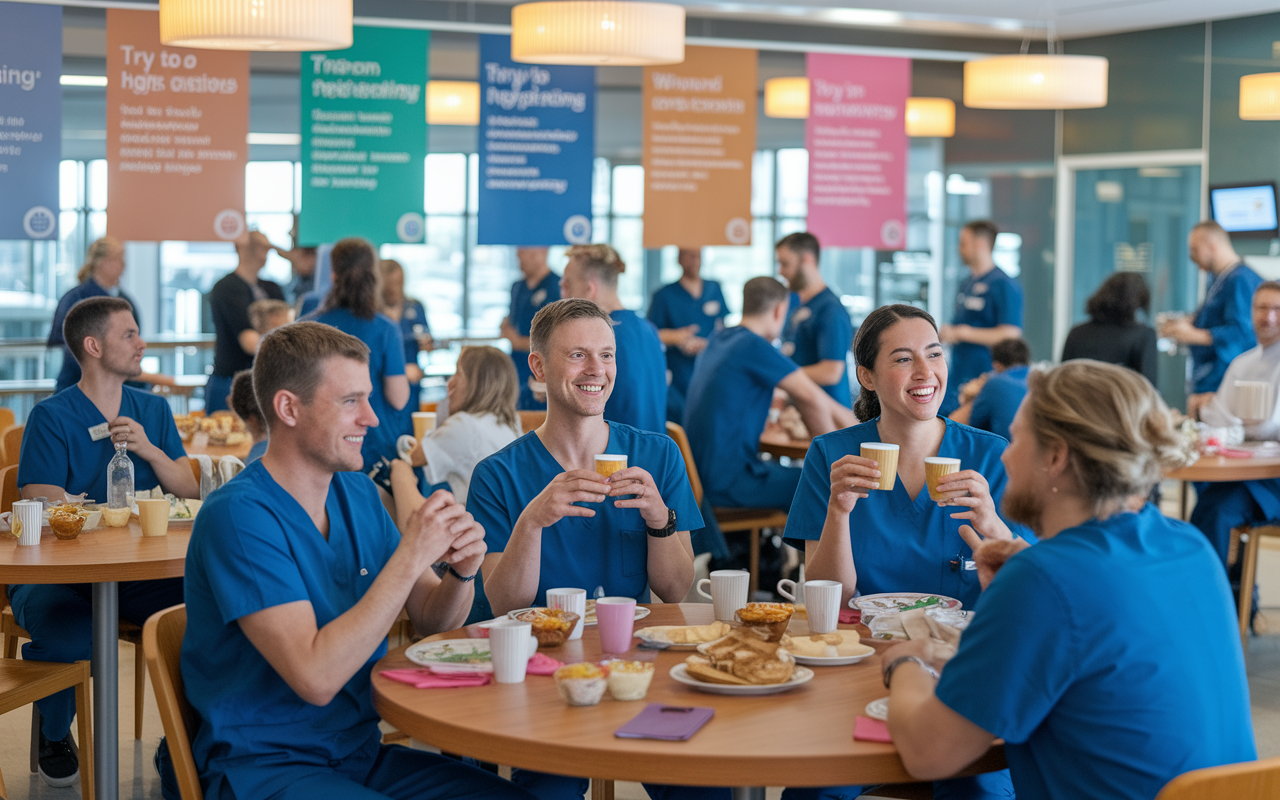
[299,26,428,246]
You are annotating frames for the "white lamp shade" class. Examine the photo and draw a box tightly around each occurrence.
[964,54,1108,109]
[905,97,955,137]
[511,1,685,66]
[764,77,810,119]
[159,0,353,51]
[1241,73,1280,120]
[428,81,481,126]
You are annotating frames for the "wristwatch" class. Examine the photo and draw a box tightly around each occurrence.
[431,561,478,583]
[882,655,940,688]
[646,508,677,538]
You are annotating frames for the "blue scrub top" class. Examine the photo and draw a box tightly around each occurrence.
[969,365,1029,442]
[948,267,1024,411]
[684,327,798,505]
[183,464,400,800]
[783,418,1032,609]
[47,280,139,394]
[395,299,429,410]
[308,308,407,470]
[605,309,668,434]
[510,272,561,410]
[936,504,1255,800]
[468,421,703,607]
[17,386,185,503]
[781,287,853,407]
[1191,263,1262,393]
[648,280,728,418]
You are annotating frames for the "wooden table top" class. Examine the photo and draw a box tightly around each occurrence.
[0,519,191,584]
[759,427,811,461]
[373,604,1005,787]
[1166,455,1280,483]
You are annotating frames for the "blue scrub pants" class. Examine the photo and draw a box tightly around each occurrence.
[205,373,233,413]
[10,578,185,741]
[511,770,730,800]
[780,769,1014,800]
[706,461,803,512]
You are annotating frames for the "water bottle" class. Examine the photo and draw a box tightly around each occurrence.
[107,440,134,509]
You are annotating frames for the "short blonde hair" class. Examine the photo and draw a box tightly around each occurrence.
[451,346,520,433]
[529,298,613,355]
[77,237,122,284]
[248,299,292,333]
[566,243,625,289]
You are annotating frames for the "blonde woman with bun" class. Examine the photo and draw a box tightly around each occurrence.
[881,360,1255,798]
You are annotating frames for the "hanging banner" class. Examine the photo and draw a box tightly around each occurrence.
[0,2,60,241]
[477,34,594,246]
[299,26,428,246]
[805,54,910,249]
[106,9,249,242]
[642,46,756,248]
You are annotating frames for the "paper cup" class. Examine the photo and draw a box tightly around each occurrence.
[861,443,899,491]
[412,412,437,440]
[925,457,962,502]
[804,580,842,634]
[546,588,588,640]
[695,570,750,621]
[12,500,43,546]
[136,498,170,537]
[596,597,637,654]
[489,620,539,684]
[1233,381,1274,423]
[595,454,627,478]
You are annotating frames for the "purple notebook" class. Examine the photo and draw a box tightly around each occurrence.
[615,704,715,741]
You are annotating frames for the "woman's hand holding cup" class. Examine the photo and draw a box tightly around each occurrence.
[828,455,882,515]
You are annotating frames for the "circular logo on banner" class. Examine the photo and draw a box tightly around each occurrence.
[23,206,55,239]
[213,209,246,241]
[397,212,425,243]
[725,217,750,245]
[881,219,905,249]
[563,215,592,245]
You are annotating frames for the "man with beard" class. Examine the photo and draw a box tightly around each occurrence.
[776,232,854,407]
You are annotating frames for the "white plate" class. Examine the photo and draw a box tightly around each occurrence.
[849,593,962,614]
[865,697,889,721]
[792,648,875,666]
[635,633,700,650]
[509,605,650,625]
[405,639,493,673]
[669,663,814,696]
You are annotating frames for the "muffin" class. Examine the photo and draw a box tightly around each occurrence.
[604,660,655,701]
[515,607,580,648]
[554,663,608,706]
[734,602,794,642]
[48,507,87,540]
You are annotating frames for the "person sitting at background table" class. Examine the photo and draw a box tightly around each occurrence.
[249,298,294,338]
[949,338,1031,442]
[881,360,1255,799]
[226,369,268,464]
[776,232,854,407]
[183,322,525,800]
[501,247,561,410]
[1061,271,1158,385]
[685,276,856,511]
[784,304,1030,800]
[559,244,668,433]
[16,296,197,790]
[648,247,728,423]
[380,258,433,412]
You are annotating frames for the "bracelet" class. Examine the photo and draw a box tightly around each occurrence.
[431,562,478,583]
[882,655,940,689]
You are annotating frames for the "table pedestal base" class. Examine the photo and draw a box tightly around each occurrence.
[732,788,765,800]
[92,581,119,800]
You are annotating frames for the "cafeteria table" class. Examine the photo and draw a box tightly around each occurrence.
[759,427,811,461]
[0,519,191,800]
[373,603,1006,799]
[1166,454,1280,519]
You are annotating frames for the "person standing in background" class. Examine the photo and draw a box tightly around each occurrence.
[939,220,1024,416]
[1162,220,1263,418]
[207,231,285,413]
[275,219,316,304]
[1061,271,1158,385]
[648,247,728,423]
[776,232,854,407]
[380,259,433,413]
[501,247,561,410]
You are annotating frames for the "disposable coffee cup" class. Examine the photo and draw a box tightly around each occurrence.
[136,498,170,537]
[1233,381,1274,423]
[489,620,539,684]
[925,457,962,502]
[412,412,437,440]
[595,454,627,478]
[861,443,899,491]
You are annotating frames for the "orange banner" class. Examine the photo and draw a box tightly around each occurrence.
[106,9,249,242]
[642,46,757,248]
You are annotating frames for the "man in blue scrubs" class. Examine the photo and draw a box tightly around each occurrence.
[939,221,1023,415]
[559,245,667,433]
[184,321,527,800]
[952,338,1030,442]
[501,247,561,410]
[685,277,856,510]
[1162,221,1263,417]
[776,232,854,406]
[207,231,286,413]
[648,248,728,423]
[17,296,198,789]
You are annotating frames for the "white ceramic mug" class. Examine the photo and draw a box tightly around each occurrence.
[804,580,842,634]
[546,587,587,640]
[2,500,44,546]
[777,577,806,605]
[488,620,539,684]
[695,569,749,621]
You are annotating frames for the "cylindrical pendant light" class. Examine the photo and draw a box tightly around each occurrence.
[1240,73,1280,120]
[428,81,481,126]
[964,54,1108,109]
[905,97,955,137]
[159,0,353,51]
[511,1,685,66]
[764,77,810,119]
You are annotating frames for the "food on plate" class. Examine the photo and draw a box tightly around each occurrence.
[684,628,795,686]
[605,659,655,700]
[634,621,731,645]
[174,412,249,446]
[734,602,794,641]
[783,631,873,659]
[554,662,608,706]
[169,496,200,520]
[514,607,580,647]
[583,599,597,625]
[101,506,132,527]
[48,506,88,539]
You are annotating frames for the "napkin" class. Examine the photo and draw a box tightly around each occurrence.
[526,653,564,676]
[853,716,892,743]
[380,669,490,688]
[839,609,861,625]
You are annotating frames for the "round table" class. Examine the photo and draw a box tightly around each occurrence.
[373,604,1005,798]
[759,428,810,461]
[0,520,192,800]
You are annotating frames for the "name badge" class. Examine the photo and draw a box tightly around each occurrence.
[791,307,812,325]
[964,296,986,312]
[703,300,721,317]
[88,422,111,442]
[531,289,547,307]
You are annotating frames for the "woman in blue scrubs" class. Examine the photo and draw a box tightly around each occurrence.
[380,258,432,412]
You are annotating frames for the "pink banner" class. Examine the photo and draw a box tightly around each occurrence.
[805,54,910,249]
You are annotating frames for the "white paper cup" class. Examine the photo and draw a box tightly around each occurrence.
[489,620,539,684]
[12,499,43,546]
[546,588,588,640]
[804,580,842,634]
[695,569,750,621]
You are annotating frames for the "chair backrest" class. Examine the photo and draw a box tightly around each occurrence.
[0,464,17,516]
[519,410,547,433]
[665,422,703,508]
[1155,756,1280,800]
[420,401,438,413]
[0,408,13,433]
[143,604,204,800]
[0,424,22,470]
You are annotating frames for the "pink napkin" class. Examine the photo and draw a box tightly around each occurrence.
[839,609,862,625]
[381,669,491,688]
[1219,448,1255,459]
[853,716,892,743]
[526,652,564,675]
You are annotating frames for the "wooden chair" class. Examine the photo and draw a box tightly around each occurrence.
[1155,755,1280,799]
[143,604,203,800]
[189,458,202,488]
[519,410,546,433]
[0,465,17,516]
[0,408,13,435]
[0,425,22,471]
[420,402,437,413]
[0,659,94,800]
[666,422,788,595]
[1230,523,1280,647]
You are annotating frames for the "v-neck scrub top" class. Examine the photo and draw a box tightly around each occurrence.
[182,464,401,800]
[783,418,1032,610]
[604,310,669,434]
[468,421,703,606]
[781,287,854,407]
[1190,263,1262,393]
[647,279,728,418]
[510,272,561,410]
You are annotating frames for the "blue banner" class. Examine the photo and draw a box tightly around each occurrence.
[477,34,595,246]
[0,2,61,240]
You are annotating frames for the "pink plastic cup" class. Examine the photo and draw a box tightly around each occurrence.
[595,597,637,654]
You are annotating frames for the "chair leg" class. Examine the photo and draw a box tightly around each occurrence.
[4,632,16,660]
[75,664,94,800]
[135,642,145,740]
[1239,529,1262,649]
[29,706,38,773]
[748,528,760,596]
[591,779,615,800]
[0,759,8,798]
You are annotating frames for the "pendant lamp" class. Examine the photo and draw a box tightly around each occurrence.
[511,1,685,66]
[905,97,955,137]
[159,0,353,51]
[427,82,481,126]
[764,77,810,119]
[964,54,1108,109]
[1240,73,1280,120]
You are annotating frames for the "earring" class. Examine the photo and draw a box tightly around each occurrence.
[1051,486,1058,493]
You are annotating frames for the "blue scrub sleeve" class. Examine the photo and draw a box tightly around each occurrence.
[989,276,1024,329]
[16,404,68,490]
[656,438,704,531]
[508,281,520,322]
[711,283,729,322]
[647,291,671,329]
[934,555,1077,743]
[969,386,996,432]
[782,437,835,542]
[468,459,516,555]
[196,497,314,624]
[1207,273,1260,366]
[746,334,802,388]
[379,319,406,378]
[814,304,854,363]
